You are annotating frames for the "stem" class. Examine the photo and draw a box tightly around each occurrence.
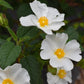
[5,26,17,42]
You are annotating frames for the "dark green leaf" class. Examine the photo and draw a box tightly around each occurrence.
[20,56,43,84]
[17,26,39,41]
[0,0,13,9]
[0,42,21,69]
[65,26,79,40]
[77,59,84,68]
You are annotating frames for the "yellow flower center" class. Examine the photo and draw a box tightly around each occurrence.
[58,69,66,79]
[2,79,14,84]
[54,49,65,59]
[38,16,48,27]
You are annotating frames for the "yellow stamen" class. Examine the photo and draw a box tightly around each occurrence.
[2,79,14,84]
[38,16,48,27]
[54,48,65,59]
[58,69,66,79]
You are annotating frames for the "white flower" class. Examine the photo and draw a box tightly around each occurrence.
[47,68,72,84]
[40,33,82,71]
[0,63,30,84]
[19,0,65,34]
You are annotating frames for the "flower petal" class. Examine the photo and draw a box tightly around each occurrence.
[20,14,37,26]
[30,0,48,18]
[47,7,60,21]
[41,34,57,50]
[50,57,73,71]
[62,58,74,71]
[52,14,65,22]
[55,33,68,48]
[13,68,30,84]
[64,40,82,62]
[47,72,59,84]
[40,49,53,60]
[56,79,68,84]
[48,22,65,31]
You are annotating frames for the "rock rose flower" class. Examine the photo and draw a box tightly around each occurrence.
[20,0,65,34]
[47,68,72,84]
[40,33,82,71]
[0,63,30,84]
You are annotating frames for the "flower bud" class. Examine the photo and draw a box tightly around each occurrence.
[0,13,8,27]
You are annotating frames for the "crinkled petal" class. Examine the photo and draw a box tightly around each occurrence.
[56,79,68,84]
[49,56,63,68]
[47,7,60,21]
[30,0,48,18]
[55,33,68,48]
[0,70,7,80]
[64,71,72,83]
[52,14,65,22]
[40,49,53,60]
[47,72,59,84]
[64,40,82,62]
[20,14,37,26]
[13,68,30,84]
[42,28,53,35]
[48,22,65,31]
[41,35,57,50]
[62,58,74,71]
[4,63,22,79]
[50,57,73,71]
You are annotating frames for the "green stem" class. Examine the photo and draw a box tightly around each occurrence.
[6,26,17,42]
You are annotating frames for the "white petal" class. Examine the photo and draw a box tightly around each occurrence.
[41,35,57,50]
[47,72,59,84]
[65,53,82,62]
[62,58,74,71]
[64,71,72,83]
[13,68,30,84]
[30,0,48,18]
[42,28,53,35]
[64,40,82,62]
[56,79,68,84]
[48,22,65,31]
[20,14,37,26]
[40,49,53,60]
[4,63,22,79]
[0,70,7,80]
[47,7,60,20]
[49,56,63,68]
[64,40,80,53]
[52,14,65,22]
[50,57,73,71]
[55,33,68,48]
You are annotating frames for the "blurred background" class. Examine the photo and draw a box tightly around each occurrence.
[0,0,84,84]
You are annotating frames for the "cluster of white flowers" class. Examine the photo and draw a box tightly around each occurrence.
[20,0,82,84]
[0,0,81,84]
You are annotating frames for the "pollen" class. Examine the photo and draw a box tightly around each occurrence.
[2,79,14,84]
[38,16,48,27]
[58,69,66,79]
[54,48,65,59]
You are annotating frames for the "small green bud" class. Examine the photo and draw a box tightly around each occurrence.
[0,13,8,27]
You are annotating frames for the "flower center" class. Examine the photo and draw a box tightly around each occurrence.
[38,16,48,27]
[54,49,65,59]
[58,69,66,79]
[2,79,14,84]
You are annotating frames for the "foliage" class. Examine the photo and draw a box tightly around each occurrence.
[0,0,84,83]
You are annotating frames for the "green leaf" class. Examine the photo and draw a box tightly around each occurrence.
[17,26,39,41]
[0,0,13,9]
[0,42,21,69]
[65,26,79,40]
[17,3,33,18]
[20,56,43,84]
[77,59,84,68]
